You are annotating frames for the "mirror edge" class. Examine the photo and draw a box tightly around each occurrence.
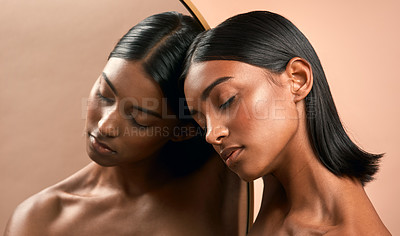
[179,0,210,30]
[247,181,254,232]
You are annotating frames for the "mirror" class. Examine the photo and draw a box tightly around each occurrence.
[0,0,249,234]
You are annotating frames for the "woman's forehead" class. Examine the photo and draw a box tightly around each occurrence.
[102,58,166,114]
[185,60,266,93]
[103,58,162,96]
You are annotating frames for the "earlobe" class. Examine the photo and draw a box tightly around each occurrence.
[170,122,197,142]
[286,57,313,102]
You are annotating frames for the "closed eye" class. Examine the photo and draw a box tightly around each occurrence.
[219,95,236,110]
[96,90,114,104]
[128,114,149,128]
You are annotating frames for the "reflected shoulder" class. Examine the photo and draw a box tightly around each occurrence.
[4,163,95,236]
[4,188,62,236]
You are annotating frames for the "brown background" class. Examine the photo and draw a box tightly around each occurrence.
[1,0,399,234]
[190,0,400,234]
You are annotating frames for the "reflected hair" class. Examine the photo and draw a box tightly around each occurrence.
[181,11,382,184]
[109,11,201,116]
[109,11,212,176]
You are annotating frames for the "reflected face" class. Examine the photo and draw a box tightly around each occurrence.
[184,60,299,181]
[85,58,179,166]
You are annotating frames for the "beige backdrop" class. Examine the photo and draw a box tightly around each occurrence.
[190,0,400,234]
[0,0,189,232]
[1,0,399,234]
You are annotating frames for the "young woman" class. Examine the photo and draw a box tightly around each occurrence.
[182,11,391,235]
[5,12,247,236]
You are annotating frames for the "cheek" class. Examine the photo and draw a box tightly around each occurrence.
[234,96,299,177]
[253,95,299,148]
[120,126,172,154]
[248,85,299,137]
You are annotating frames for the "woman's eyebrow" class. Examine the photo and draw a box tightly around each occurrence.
[101,72,118,96]
[201,76,233,101]
[100,72,162,119]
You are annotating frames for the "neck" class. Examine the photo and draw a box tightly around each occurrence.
[251,106,388,235]
[90,152,174,197]
[264,110,365,226]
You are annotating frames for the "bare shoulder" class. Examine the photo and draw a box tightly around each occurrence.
[4,187,62,236]
[4,164,95,236]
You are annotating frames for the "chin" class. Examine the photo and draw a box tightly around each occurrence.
[234,166,264,182]
[238,173,261,182]
[89,156,118,167]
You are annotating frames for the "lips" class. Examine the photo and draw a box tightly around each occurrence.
[220,146,243,164]
[89,133,117,155]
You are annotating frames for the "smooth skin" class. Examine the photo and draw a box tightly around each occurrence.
[5,58,246,236]
[184,59,391,235]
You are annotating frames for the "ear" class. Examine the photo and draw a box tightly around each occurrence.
[170,121,198,142]
[285,57,313,103]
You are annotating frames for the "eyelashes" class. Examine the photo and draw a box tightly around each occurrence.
[128,114,149,128]
[96,90,114,104]
[96,89,149,128]
[198,95,237,138]
[219,95,236,110]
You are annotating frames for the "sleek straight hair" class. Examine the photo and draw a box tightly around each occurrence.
[181,11,382,184]
[109,12,212,176]
[109,11,202,116]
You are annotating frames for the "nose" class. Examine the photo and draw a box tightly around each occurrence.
[98,106,120,137]
[205,118,229,145]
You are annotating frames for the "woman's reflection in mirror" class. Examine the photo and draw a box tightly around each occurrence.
[5,12,243,236]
